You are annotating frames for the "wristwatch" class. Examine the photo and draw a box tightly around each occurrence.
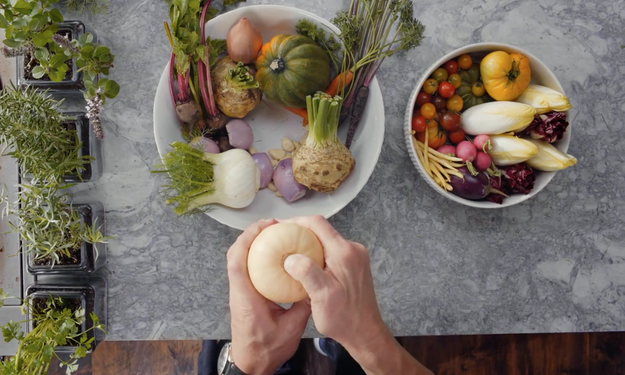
[217,342,249,375]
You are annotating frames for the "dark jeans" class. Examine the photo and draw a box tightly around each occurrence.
[198,340,365,375]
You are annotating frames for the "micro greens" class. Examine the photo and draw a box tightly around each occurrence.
[0,182,111,266]
[0,289,106,375]
[0,85,93,184]
[63,0,109,14]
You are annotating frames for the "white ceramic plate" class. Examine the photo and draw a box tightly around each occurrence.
[154,5,384,229]
[404,42,571,208]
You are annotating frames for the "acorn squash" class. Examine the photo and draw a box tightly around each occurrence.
[255,34,331,108]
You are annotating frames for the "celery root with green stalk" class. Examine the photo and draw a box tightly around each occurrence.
[292,93,355,193]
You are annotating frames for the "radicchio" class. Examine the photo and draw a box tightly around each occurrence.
[501,163,536,195]
[518,111,569,143]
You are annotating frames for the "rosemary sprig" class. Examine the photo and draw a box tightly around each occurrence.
[0,182,111,266]
[0,85,93,183]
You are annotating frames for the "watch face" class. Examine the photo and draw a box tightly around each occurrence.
[217,343,230,375]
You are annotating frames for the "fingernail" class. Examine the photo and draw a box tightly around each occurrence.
[283,254,302,274]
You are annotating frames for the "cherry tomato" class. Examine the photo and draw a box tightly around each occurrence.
[448,73,462,88]
[420,103,437,120]
[439,111,462,132]
[411,115,427,132]
[423,79,439,95]
[472,81,486,97]
[457,54,473,70]
[432,68,449,83]
[415,92,431,107]
[446,94,463,112]
[438,81,455,99]
[431,95,446,112]
[443,60,459,75]
[416,119,447,149]
[449,129,466,144]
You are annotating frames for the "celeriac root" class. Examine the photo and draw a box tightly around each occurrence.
[411,131,464,191]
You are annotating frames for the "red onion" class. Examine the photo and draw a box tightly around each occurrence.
[226,119,253,149]
[252,153,273,189]
[190,137,220,153]
[273,159,307,203]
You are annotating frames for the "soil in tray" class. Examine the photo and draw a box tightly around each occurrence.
[22,29,74,82]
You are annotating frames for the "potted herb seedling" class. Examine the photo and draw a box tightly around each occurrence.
[0,85,100,183]
[0,285,106,375]
[0,182,110,274]
[0,0,120,138]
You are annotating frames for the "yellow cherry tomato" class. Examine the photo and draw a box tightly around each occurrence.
[472,81,486,97]
[423,79,439,95]
[446,95,463,112]
[432,68,449,83]
[457,54,473,70]
[448,73,462,88]
[420,103,437,119]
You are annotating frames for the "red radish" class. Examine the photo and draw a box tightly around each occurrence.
[437,144,456,156]
[473,134,492,153]
[456,140,478,176]
[474,151,492,172]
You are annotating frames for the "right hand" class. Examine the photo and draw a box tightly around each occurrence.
[282,215,389,349]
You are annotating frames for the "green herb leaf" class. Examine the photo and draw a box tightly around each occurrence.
[103,80,120,99]
[0,13,8,28]
[12,0,33,15]
[2,38,20,48]
[31,66,46,79]
[49,8,64,23]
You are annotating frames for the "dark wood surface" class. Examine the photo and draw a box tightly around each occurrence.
[46,333,625,375]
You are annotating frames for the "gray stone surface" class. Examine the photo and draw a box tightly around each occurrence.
[62,0,625,339]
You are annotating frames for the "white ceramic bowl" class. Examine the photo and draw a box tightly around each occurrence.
[153,5,385,230]
[403,42,571,208]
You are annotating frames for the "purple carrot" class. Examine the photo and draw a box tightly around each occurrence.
[345,85,369,149]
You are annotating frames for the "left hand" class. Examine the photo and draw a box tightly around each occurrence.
[227,219,311,375]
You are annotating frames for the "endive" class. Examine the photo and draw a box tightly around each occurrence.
[515,84,572,114]
[462,101,536,135]
[525,139,577,171]
[153,142,260,214]
[489,135,539,166]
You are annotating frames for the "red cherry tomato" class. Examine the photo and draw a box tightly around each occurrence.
[449,129,466,144]
[415,92,431,107]
[431,95,447,112]
[438,81,455,99]
[443,60,459,75]
[411,115,427,133]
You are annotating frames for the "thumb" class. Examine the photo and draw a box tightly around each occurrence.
[284,254,329,297]
[282,299,311,331]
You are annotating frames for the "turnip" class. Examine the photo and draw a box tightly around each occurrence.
[449,167,506,200]
[212,56,262,118]
[251,153,273,189]
[292,93,355,193]
[456,140,478,175]
[189,136,220,154]
[437,144,456,157]
[473,134,492,153]
[474,151,492,172]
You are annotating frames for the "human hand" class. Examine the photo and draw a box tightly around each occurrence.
[227,219,311,375]
[281,216,389,352]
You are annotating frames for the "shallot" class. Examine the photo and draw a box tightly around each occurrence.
[226,119,254,149]
[190,137,220,154]
[273,159,307,202]
[226,18,263,64]
[252,153,273,189]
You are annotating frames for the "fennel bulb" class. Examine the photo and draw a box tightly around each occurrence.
[154,142,260,214]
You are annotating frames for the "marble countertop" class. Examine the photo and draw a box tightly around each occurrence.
[61,0,624,339]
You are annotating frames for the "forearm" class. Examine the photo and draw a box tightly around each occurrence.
[343,329,433,375]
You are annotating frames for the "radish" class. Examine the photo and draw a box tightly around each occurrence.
[474,151,492,172]
[473,134,492,153]
[437,144,456,156]
[456,140,478,176]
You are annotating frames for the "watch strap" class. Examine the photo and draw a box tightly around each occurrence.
[222,361,249,375]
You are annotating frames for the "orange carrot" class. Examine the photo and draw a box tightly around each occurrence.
[283,70,355,126]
